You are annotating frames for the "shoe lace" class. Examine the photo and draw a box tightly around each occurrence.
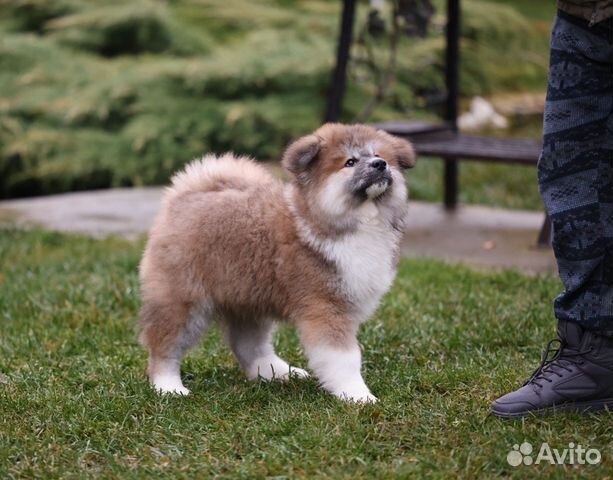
[525,338,593,389]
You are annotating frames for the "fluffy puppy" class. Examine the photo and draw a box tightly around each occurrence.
[138,123,415,402]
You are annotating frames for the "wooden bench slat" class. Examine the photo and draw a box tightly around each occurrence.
[376,122,543,164]
[413,136,542,164]
[372,121,451,136]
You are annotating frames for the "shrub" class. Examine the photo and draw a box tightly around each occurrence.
[0,0,78,32]
[45,1,209,56]
[0,0,550,198]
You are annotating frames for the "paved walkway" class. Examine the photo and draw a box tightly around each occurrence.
[0,187,556,274]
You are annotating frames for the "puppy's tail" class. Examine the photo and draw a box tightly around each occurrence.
[165,153,275,201]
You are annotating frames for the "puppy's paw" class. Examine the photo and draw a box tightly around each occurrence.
[331,383,378,404]
[338,391,378,404]
[158,385,191,396]
[249,356,309,381]
[152,378,191,396]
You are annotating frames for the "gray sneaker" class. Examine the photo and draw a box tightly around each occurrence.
[491,320,613,418]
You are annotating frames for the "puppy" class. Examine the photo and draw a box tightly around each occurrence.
[138,123,415,402]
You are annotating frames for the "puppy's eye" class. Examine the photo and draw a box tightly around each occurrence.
[345,158,358,167]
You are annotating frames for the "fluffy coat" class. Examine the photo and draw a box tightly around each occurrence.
[138,123,415,402]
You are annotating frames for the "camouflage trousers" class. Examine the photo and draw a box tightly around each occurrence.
[538,11,613,335]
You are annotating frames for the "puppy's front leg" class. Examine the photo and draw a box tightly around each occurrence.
[297,316,377,403]
[308,341,377,403]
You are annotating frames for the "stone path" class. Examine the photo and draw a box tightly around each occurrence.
[0,187,556,274]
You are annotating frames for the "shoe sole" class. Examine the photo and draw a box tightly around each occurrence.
[491,398,613,419]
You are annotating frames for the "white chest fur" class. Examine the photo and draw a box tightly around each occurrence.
[324,216,399,321]
[296,202,400,322]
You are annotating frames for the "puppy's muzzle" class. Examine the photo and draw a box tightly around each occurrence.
[356,158,393,199]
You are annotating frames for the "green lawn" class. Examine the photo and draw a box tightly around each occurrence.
[2,229,612,479]
[487,0,557,22]
[409,156,544,211]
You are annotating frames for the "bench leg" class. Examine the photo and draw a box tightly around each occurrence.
[324,0,356,122]
[537,213,552,248]
[443,158,458,210]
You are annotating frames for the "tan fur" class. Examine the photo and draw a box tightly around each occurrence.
[138,123,415,401]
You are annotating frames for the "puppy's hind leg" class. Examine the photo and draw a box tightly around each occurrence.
[222,317,309,381]
[139,300,211,395]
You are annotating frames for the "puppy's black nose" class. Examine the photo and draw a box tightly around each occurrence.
[370,159,387,171]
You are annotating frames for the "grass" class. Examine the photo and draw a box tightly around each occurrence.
[2,228,613,479]
[487,0,557,23]
[0,0,553,209]
[408,156,544,211]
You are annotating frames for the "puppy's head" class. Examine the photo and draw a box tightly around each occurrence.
[283,123,415,225]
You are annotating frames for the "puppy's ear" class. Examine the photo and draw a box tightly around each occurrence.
[282,134,321,178]
[392,137,417,169]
